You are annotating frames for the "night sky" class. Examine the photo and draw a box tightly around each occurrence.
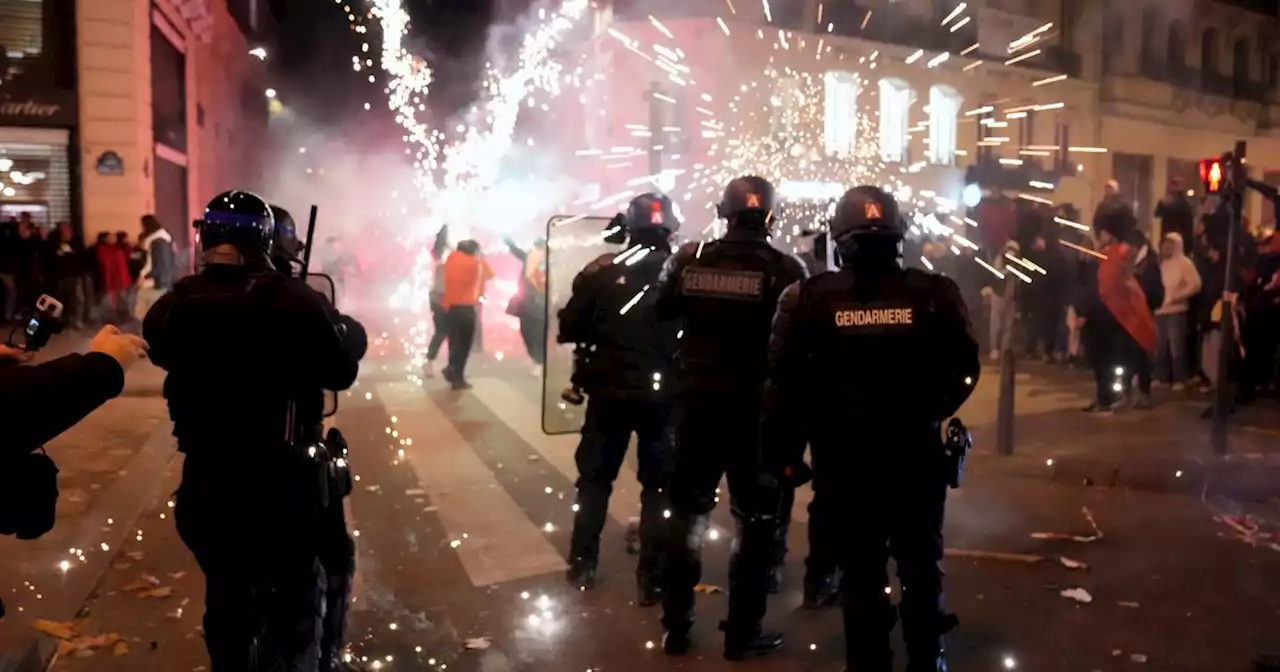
[273,0,497,128]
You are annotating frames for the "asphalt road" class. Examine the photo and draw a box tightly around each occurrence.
[4,346,1278,672]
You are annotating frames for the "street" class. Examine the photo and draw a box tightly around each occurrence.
[2,332,1280,672]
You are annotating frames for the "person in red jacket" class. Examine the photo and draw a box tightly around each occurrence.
[95,234,132,323]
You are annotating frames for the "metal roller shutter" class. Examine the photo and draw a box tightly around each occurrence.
[0,127,72,230]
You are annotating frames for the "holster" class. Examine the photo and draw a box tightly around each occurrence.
[0,450,60,540]
[943,418,972,489]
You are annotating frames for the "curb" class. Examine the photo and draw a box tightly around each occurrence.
[969,451,1280,501]
[0,422,179,672]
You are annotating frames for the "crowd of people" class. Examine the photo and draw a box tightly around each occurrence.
[922,177,1280,415]
[0,212,177,331]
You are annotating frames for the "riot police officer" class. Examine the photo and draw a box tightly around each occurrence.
[560,192,680,605]
[656,175,807,660]
[269,203,362,672]
[143,191,366,670]
[760,186,980,671]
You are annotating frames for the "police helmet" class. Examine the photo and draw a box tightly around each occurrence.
[268,204,303,259]
[198,190,275,254]
[717,175,776,221]
[829,186,905,243]
[624,192,680,234]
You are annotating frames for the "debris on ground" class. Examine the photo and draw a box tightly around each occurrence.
[463,636,492,650]
[1058,556,1089,570]
[32,620,129,660]
[32,620,76,640]
[1130,653,1148,663]
[1118,601,1140,608]
[122,574,161,592]
[1032,506,1105,543]
[945,549,1046,563]
[138,586,174,599]
[1059,587,1093,604]
[125,551,145,561]
[527,454,541,462]
[694,584,724,594]
[404,488,427,496]
[624,518,641,555]
[1214,514,1280,552]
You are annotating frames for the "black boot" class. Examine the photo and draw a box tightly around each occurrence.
[802,570,841,608]
[565,562,597,590]
[662,628,691,656]
[721,621,784,660]
[635,486,667,607]
[844,597,896,672]
[901,610,957,672]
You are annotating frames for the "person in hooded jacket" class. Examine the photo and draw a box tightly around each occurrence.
[136,214,175,322]
[1154,232,1202,388]
[559,193,680,606]
[656,176,808,660]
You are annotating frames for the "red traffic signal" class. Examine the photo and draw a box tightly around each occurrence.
[1199,158,1225,194]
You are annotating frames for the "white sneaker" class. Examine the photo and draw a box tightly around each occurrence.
[989,349,1000,362]
[532,364,543,378]
[1171,382,1187,392]
[422,360,435,378]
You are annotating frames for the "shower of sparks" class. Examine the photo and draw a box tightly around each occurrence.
[329,0,1102,391]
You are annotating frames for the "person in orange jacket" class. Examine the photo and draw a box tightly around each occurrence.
[438,239,493,390]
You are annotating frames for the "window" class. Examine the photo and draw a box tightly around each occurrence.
[1140,8,1162,71]
[1167,20,1187,73]
[1202,28,1220,74]
[1233,38,1251,85]
[878,78,913,163]
[823,71,861,157]
[927,85,962,166]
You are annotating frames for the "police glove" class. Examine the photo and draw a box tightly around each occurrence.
[337,315,369,361]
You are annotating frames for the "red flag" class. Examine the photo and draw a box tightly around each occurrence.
[1098,242,1157,352]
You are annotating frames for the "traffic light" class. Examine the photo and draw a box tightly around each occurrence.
[1199,158,1225,194]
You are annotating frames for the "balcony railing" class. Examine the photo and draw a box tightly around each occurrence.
[1135,58,1269,103]
[823,4,977,56]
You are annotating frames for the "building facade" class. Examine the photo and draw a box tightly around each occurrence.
[0,0,276,253]
[579,0,1280,237]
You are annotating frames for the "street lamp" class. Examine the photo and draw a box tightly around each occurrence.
[265,88,277,99]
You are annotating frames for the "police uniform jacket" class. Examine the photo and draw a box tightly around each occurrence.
[557,246,676,400]
[656,227,808,395]
[761,265,980,471]
[143,265,362,452]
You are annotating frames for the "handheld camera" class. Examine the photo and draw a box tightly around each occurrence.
[13,294,65,352]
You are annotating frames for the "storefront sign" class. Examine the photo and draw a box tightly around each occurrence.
[0,90,77,128]
[96,151,125,176]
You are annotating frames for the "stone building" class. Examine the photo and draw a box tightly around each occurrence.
[0,0,279,255]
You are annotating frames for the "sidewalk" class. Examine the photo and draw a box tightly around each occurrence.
[961,360,1280,500]
[0,331,175,672]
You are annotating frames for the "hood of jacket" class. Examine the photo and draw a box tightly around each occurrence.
[1162,231,1186,259]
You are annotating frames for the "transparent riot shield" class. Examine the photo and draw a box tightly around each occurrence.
[542,214,624,435]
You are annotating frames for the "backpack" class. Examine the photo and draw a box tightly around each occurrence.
[1135,247,1164,310]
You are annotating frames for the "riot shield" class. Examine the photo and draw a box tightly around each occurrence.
[542,214,624,435]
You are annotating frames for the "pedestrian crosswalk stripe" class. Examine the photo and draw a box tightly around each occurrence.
[470,378,822,526]
[375,382,567,586]
[470,378,643,527]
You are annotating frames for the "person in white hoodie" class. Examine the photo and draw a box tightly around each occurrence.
[1154,231,1202,389]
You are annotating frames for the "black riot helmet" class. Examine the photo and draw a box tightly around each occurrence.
[268,204,304,265]
[829,185,906,267]
[197,190,275,256]
[624,192,680,234]
[717,175,775,229]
